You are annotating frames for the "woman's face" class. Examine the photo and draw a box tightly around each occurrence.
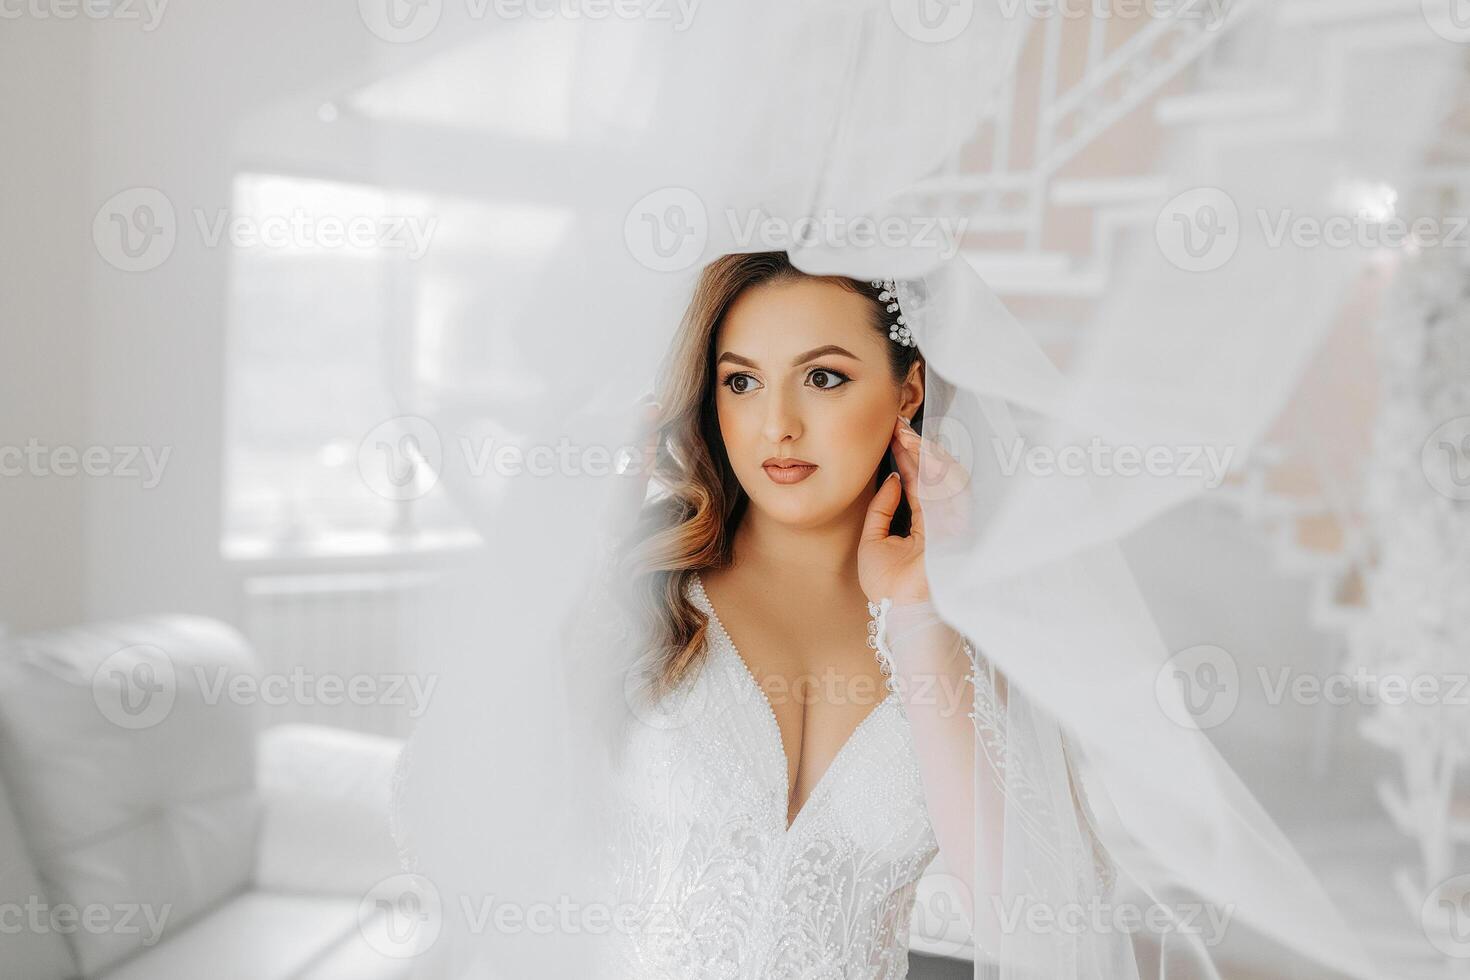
[713,278,919,529]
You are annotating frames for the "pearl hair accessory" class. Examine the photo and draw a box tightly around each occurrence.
[871,279,916,348]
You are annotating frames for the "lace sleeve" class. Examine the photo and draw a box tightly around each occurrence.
[868,597,1117,956]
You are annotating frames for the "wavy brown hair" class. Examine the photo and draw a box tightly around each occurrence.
[612,251,925,697]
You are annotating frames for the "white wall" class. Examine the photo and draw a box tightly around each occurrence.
[0,19,88,633]
[0,3,380,631]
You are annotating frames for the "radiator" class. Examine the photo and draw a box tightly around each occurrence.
[239,569,439,737]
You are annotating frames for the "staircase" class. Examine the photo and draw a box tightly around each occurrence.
[910,4,1470,975]
[915,0,1455,575]
[901,0,1445,311]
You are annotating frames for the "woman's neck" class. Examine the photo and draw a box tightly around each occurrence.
[729,490,872,587]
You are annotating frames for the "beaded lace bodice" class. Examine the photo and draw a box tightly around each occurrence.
[604,573,940,979]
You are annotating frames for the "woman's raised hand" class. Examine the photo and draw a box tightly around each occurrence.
[858,414,971,607]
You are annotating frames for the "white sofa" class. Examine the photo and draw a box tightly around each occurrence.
[0,614,413,980]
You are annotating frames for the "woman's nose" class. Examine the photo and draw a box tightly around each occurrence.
[761,389,802,444]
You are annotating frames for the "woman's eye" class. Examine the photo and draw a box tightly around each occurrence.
[721,370,848,394]
[808,368,850,390]
[723,373,763,394]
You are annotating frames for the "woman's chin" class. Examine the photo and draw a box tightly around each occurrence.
[748,488,849,529]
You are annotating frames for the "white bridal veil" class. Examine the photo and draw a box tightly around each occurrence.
[374,1,1467,977]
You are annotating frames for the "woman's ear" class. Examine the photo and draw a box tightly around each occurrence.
[899,359,925,421]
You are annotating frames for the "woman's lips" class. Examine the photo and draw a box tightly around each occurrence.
[763,461,818,485]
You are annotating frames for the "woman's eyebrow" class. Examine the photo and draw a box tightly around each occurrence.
[715,345,861,369]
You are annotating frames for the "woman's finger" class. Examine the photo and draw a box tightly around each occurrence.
[891,425,925,540]
[861,470,905,544]
[896,418,975,538]
[899,418,970,501]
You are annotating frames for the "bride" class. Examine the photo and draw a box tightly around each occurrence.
[596,250,1113,979]
[381,2,1462,975]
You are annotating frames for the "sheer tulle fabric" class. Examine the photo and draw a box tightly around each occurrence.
[873,597,1130,977]
[382,3,1466,977]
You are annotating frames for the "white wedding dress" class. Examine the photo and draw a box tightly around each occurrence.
[603,572,942,979]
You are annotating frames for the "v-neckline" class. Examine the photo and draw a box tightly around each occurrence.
[690,571,896,835]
